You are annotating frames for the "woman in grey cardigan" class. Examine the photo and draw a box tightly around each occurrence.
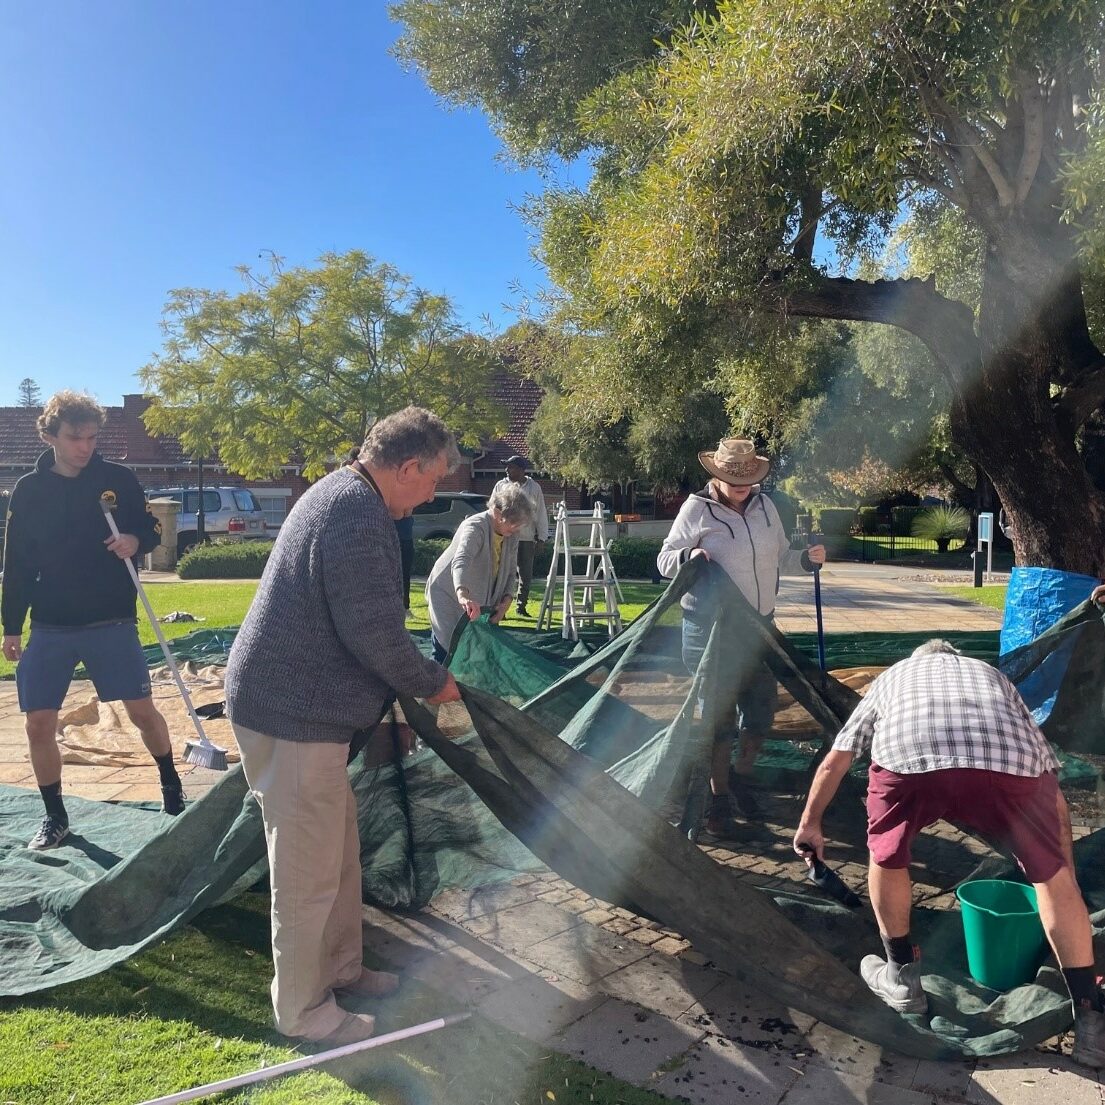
[426,483,534,661]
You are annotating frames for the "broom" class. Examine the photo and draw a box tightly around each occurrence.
[100,502,228,771]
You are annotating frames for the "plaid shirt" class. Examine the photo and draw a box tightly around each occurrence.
[832,653,1060,776]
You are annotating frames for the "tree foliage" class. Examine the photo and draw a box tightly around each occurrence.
[17,378,40,407]
[397,0,1105,571]
[140,252,506,479]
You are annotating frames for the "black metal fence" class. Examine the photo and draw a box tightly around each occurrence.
[849,533,968,562]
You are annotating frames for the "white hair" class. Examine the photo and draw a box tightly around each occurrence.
[912,638,961,658]
[487,482,534,525]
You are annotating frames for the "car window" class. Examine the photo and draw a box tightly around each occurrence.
[414,497,450,515]
[233,490,260,512]
[182,490,222,514]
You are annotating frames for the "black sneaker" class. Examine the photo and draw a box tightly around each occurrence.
[1073,1003,1105,1069]
[730,780,764,821]
[28,816,70,851]
[161,782,186,816]
[705,794,744,839]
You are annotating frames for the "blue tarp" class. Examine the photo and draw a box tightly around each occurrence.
[999,566,1098,723]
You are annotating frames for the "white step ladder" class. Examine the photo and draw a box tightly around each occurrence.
[536,501,624,640]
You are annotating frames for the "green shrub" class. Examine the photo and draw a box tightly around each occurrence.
[891,505,926,536]
[177,540,274,579]
[767,490,800,539]
[413,538,451,575]
[817,508,856,536]
[607,536,665,578]
[911,506,970,547]
[857,507,882,535]
[413,535,664,581]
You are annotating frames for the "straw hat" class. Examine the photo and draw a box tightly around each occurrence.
[698,437,770,486]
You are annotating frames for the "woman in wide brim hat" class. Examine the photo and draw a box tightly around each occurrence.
[657,438,826,839]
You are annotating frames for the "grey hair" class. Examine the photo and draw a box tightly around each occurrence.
[912,638,961,658]
[488,482,534,525]
[359,406,461,471]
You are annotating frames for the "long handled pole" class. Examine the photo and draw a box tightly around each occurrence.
[809,531,826,675]
[100,503,208,747]
[135,1013,470,1105]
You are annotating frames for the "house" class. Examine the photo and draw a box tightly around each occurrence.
[0,395,310,529]
[0,377,579,528]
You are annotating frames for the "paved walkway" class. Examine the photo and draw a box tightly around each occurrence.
[9,566,1097,1103]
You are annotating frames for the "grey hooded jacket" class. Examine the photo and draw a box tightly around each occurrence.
[657,486,810,617]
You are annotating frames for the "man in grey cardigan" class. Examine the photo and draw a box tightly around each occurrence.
[226,406,461,1045]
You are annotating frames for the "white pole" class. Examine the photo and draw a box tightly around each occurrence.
[102,506,208,746]
[135,1013,470,1105]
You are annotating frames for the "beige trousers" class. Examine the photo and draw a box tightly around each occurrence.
[233,723,364,1038]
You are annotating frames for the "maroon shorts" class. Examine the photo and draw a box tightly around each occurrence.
[865,765,1066,884]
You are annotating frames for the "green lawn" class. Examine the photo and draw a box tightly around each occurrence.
[1,579,666,679]
[405,579,665,634]
[0,891,670,1105]
[943,584,1008,612]
[0,581,261,679]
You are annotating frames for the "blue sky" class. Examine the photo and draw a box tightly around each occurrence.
[0,1,570,406]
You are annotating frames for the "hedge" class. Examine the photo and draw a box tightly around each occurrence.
[817,508,856,536]
[177,540,275,579]
[857,507,882,535]
[177,534,670,582]
[416,536,664,580]
[413,538,450,575]
[891,506,927,536]
[606,536,665,579]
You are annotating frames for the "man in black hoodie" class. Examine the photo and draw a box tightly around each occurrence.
[1,391,184,849]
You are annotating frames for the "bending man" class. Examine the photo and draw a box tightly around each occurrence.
[793,639,1105,1068]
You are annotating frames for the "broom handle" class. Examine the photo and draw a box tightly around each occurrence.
[809,531,826,673]
[102,507,208,746]
[135,1013,470,1105]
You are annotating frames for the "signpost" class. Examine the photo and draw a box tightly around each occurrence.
[976,512,994,585]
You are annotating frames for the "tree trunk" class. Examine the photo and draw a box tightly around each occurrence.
[950,228,1105,576]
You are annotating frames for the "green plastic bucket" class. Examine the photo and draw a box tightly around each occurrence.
[956,879,1046,991]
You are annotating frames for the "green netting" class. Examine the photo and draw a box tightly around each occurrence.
[4,559,1105,1062]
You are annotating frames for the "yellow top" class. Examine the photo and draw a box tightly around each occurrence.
[491,531,504,577]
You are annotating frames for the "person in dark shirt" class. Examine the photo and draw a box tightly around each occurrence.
[395,514,415,615]
[1,391,184,850]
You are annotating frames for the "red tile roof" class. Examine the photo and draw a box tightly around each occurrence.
[1,379,546,475]
[0,398,180,466]
[480,372,544,467]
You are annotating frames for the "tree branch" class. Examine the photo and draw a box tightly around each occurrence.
[764,273,979,389]
[1013,71,1046,206]
[919,83,1016,209]
[791,181,822,263]
[1056,359,1105,431]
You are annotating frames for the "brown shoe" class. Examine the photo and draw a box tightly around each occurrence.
[305,1012,376,1047]
[335,968,400,1000]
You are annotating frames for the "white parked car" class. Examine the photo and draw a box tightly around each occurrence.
[146,486,268,557]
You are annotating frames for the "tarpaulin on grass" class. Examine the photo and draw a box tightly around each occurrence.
[3,559,1105,1061]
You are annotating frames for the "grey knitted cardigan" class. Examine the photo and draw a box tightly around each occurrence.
[225,467,447,743]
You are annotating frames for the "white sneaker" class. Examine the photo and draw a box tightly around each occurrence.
[860,953,927,1014]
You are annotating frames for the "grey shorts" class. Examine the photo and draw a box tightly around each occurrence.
[16,621,151,712]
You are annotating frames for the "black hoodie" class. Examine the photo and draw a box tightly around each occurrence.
[1,450,161,634]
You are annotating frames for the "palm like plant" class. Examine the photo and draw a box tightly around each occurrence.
[911,506,970,553]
